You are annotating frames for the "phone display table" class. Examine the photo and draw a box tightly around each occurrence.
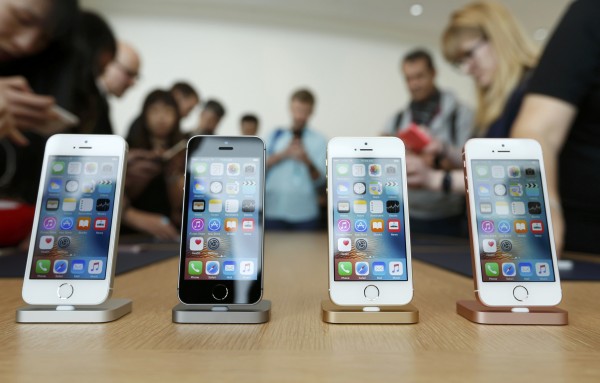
[456,300,568,325]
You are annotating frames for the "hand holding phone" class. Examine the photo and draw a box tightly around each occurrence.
[327,137,413,306]
[22,134,127,306]
[463,138,562,307]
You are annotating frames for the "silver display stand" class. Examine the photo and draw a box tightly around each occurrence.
[16,298,132,323]
[172,300,271,324]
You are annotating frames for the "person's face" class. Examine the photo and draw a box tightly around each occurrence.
[290,100,313,132]
[0,0,52,62]
[199,110,221,134]
[402,59,436,102]
[457,38,497,88]
[104,60,138,97]
[173,92,199,118]
[145,102,177,140]
[241,121,258,136]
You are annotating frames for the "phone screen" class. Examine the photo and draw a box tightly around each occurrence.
[332,158,408,281]
[29,156,120,280]
[471,160,555,282]
[182,157,262,281]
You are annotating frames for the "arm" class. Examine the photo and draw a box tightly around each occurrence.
[510,95,576,255]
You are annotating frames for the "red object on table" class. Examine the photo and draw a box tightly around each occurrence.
[397,123,431,152]
[0,200,35,247]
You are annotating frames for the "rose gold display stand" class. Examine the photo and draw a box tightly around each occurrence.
[321,300,419,324]
[456,300,568,325]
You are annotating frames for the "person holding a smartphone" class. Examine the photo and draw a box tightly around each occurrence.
[265,89,327,231]
[383,49,473,236]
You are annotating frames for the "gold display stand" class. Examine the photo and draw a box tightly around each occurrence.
[456,300,568,325]
[321,300,419,324]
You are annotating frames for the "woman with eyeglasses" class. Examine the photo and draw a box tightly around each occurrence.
[442,1,537,138]
[405,1,538,223]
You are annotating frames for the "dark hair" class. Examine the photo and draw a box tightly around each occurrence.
[203,99,226,119]
[241,114,259,125]
[45,0,80,45]
[403,48,435,71]
[170,82,199,99]
[290,88,315,106]
[128,89,183,149]
[78,11,116,77]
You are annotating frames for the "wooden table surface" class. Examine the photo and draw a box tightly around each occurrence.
[1,233,599,382]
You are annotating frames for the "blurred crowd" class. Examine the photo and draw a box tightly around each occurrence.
[1,0,599,255]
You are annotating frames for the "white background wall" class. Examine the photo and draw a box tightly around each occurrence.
[103,15,476,140]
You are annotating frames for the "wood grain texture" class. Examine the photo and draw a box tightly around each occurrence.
[1,232,599,382]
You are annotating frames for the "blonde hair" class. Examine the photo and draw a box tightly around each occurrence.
[442,1,538,133]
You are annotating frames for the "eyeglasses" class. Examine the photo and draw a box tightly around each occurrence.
[113,60,140,80]
[452,39,487,72]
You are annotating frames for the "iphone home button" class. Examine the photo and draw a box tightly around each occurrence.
[364,285,379,300]
[513,285,528,302]
[212,284,229,301]
[57,283,74,299]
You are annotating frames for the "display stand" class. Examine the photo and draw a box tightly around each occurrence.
[456,300,568,325]
[172,300,271,324]
[16,298,132,323]
[321,300,419,324]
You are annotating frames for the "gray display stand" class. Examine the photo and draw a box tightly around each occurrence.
[16,298,132,323]
[172,300,271,324]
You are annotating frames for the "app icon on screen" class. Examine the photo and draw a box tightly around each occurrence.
[355,238,368,251]
[525,168,535,176]
[514,220,528,234]
[210,181,223,194]
[372,262,385,276]
[96,198,110,212]
[502,263,516,277]
[336,164,349,175]
[243,163,256,175]
[355,262,369,276]
[353,200,367,214]
[46,198,59,211]
[509,183,523,197]
[354,219,368,232]
[77,217,91,231]
[368,182,382,195]
[480,203,492,214]
[193,162,208,176]
[491,166,504,178]
[43,217,57,230]
[370,219,384,232]
[39,236,54,250]
[188,261,203,276]
[337,238,351,252]
[193,199,206,212]
[53,260,68,274]
[337,219,351,232]
[528,201,542,215]
[100,163,114,173]
[511,202,526,215]
[384,181,400,195]
[352,164,365,177]
[338,182,351,194]
[388,219,401,232]
[51,161,65,175]
[94,218,108,231]
[368,164,381,176]
[482,239,496,253]
[530,220,544,234]
[494,184,507,196]
[386,200,400,213]
[536,262,550,277]
[71,260,85,274]
[79,198,93,212]
[206,261,220,275]
[57,236,71,248]
[240,261,254,275]
[369,200,383,214]
[337,201,350,213]
[484,262,499,277]
[210,163,224,176]
[352,182,365,195]
[475,166,488,177]
[507,166,521,178]
[519,262,533,276]
[226,163,240,176]
[242,218,255,232]
[193,180,206,194]
[338,262,352,276]
[65,180,79,193]
[225,199,239,213]
[224,218,238,232]
[500,239,513,252]
[191,218,205,231]
[207,237,220,250]
[97,180,113,194]
[68,162,82,175]
[385,164,398,175]
[60,217,74,230]
[223,261,236,275]
[49,179,62,193]
[84,162,98,175]
[82,180,95,193]
[88,260,103,274]
[477,183,490,196]
[226,182,240,195]
[242,181,256,194]
[208,219,221,231]
[481,220,494,233]
[242,199,255,212]
[209,199,222,213]
[389,261,403,276]
[36,260,51,274]
[497,220,511,234]
[525,183,540,196]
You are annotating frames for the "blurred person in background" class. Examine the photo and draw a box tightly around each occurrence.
[240,114,259,136]
[405,1,538,205]
[511,0,600,254]
[265,89,326,231]
[383,48,473,236]
[123,89,183,240]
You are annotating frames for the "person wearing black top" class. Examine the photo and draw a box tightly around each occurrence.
[512,0,600,255]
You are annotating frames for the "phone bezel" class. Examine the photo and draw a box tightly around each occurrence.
[327,137,413,306]
[463,138,562,307]
[21,134,127,306]
[178,136,265,305]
